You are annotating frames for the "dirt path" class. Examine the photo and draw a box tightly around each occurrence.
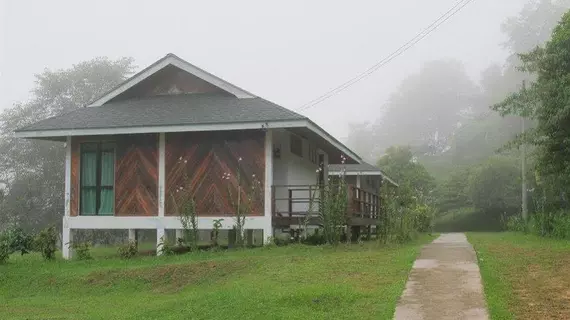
[393,233,489,320]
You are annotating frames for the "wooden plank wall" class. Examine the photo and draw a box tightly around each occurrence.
[115,134,158,216]
[165,130,265,216]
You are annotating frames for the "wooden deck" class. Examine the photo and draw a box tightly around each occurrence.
[271,184,381,228]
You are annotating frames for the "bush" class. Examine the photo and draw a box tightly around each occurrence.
[158,237,175,256]
[302,229,326,245]
[0,238,10,264]
[118,240,138,259]
[34,226,58,261]
[4,227,34,256]
[71,242,93,261]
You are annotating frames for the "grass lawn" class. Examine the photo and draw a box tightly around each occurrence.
[0,235,434,320]
[468,232,570,320]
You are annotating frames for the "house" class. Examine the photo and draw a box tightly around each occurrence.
[15,53,394,258]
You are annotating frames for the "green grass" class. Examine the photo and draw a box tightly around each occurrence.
[468,232,570,320]
[0,235,435,320]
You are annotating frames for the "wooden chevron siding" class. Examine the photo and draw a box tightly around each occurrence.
[165,130,265,216]
[70,138,80,217]
[115,134,158,216]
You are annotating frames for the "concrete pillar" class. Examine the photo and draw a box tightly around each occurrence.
[156,228,165,256]
[62,226,72,260]
[263,128,274,244]
[128,229,138,245]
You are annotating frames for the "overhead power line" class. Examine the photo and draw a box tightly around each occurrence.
[297,0,475,112]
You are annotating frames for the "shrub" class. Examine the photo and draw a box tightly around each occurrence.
[71,242,93,261]
[302,228,326,245]
[0,238,9,264]
[4,227,34,256]
[179,197,198,251]
[158,236,175,256]
[118,240,138,259]
[211,219,223,247]
[506,215,528,233]
[34,226,58,261]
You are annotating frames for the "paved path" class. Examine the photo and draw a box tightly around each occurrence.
[393,233,489,320]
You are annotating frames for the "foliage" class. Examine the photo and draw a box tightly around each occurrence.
[301,228,327,246]
[0,237,9,264]
[468,157,521,217]
[211,219,223,247]
[117,241,138,259]
[507,211,570,240]
[70,242,93,261]
[319,159,349,245]
[2,227,34,256]
[157,236,175,256]
[34,226,58,261]
[0,57,134,231]
[224,158,263,248]
[435,207,505,232]
[179,197,198,251]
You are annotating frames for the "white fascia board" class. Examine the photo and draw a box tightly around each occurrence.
[88,56,254,107]
[328,170,399,187]
[65,216,270,230]
[305,120,362,164]
[14,120,307,139]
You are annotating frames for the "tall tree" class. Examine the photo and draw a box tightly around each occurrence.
[0,57,135,231]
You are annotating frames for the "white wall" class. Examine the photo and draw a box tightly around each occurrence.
[272,129,323,215]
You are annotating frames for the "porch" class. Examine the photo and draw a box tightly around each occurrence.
[271,184,382,228]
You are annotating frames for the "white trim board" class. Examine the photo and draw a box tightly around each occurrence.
[64,216,271,230]
[89,54,255,106]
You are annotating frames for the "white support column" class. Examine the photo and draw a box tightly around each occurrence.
[62,136,72,260]
[263,129,274,243]
[156,228,165,256]
[128,229,137,243]
[158,133,166,217]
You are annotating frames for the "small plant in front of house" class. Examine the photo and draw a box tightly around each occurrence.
[70,242,93,260]
[4,227,34,256]
[0,237,10,264]
[224,157,263,248]
[319,155,349,245]
[34,225,58,261]
[179,196,198,251]
[117,240,138,259]
[158,236,175,256]
[211,218,223,247]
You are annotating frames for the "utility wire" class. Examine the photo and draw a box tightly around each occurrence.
[297,0,475,112]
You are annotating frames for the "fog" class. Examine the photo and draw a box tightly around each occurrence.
[1,0,527,140]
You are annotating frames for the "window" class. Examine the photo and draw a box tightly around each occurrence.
[80,142,115,215]
[290,134,303,158]
[308,144,318,164]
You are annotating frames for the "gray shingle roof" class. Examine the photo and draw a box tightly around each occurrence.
[15,94,306,132]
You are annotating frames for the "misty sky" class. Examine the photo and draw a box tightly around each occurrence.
[1,0,526,140]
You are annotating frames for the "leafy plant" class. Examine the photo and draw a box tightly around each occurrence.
[3,227,34,256]
[0,238,10,264]
[224,157,263,247]
[319,155,349,245]
[211,219,223,247]
[179,197,198,251]
[34,226,58,261]
[158,236,175,256]
[70,242,93,260]
[117,240,138,259]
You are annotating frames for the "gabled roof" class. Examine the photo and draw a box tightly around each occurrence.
[14,53,363,163]
[328,162,399,187]
[16,94,305,132]
[89,53,255,106]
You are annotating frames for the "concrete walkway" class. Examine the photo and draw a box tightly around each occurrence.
[393,233,489,320]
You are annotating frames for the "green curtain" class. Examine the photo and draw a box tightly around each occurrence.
[81,151,97,215]
[99,150,114,215]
